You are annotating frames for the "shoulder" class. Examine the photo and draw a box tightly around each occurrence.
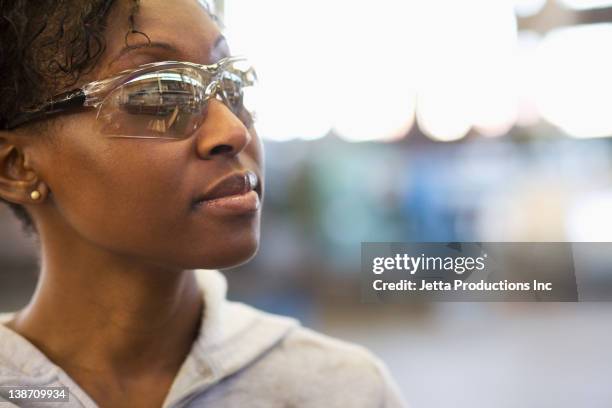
[277,326,406,407]
[216,303,407,407]
[281,325,386,376]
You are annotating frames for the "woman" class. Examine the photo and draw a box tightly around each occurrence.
[0,0,405,407]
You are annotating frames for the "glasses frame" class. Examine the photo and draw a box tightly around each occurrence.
[1,56,256,133]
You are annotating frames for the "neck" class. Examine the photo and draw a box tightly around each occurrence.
[7,220,204,378]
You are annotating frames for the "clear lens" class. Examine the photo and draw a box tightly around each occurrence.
[220,62,258,127]
[95,60,257,139]
[96,68,207,139]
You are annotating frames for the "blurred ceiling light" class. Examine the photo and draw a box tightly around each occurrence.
[225,0,519,143]
[467,0,518,137]
[223,0,334,142]
[473,108,517,138]
[416,0,517,140]
[514,0,547,17]
[334,107,416,143]
[557,0,612,10]
[567,193,612,241]
[332,86,417,143]
[226,0,423,143]
[328,0,419,142]
[534,24,612,138]
[515,31,542,127]
[417,88,472,142]
[470,59,519,138]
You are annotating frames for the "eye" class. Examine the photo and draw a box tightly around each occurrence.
[120,72,204,115]
[96,69,207,138]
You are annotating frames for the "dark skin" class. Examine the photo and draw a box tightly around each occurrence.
[0,0,263,407]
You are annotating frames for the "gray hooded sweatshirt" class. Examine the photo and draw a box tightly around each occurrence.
[0,270,406,407]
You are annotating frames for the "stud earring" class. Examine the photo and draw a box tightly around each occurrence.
[30,190,41,201]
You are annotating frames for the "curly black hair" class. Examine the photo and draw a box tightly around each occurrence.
[0,0,144,233]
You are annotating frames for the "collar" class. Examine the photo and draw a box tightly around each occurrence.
[0,270,299,408]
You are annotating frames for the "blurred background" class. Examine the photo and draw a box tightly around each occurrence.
[3,0,612,406]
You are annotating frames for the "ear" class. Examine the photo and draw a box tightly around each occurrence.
[0,134,49,205]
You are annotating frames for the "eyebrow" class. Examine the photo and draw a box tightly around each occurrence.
[111,35,228,68]
[116,41,179,60]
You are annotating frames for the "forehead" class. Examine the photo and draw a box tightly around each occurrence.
[99,0,222,71]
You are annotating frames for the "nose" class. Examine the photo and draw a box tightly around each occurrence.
[195,98,251,160]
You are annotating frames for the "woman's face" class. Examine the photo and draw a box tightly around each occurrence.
[27,0,264,270]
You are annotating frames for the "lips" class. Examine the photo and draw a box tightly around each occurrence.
[194,170,260,204]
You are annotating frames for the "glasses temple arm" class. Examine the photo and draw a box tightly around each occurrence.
[1,88,86,130]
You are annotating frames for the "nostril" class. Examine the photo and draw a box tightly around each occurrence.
[210,144,233,155]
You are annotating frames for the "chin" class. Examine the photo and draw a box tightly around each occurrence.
[213,240,259,269]
[185,231,260,270]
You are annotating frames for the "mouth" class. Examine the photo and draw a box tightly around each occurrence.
[192,170,261,214]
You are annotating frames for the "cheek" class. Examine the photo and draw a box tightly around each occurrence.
[47,138,191,251]
[41,121,264,269]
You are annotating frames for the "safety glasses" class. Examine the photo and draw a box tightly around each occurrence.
[1,56,257,139]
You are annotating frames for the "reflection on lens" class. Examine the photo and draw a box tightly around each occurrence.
[95,60,258,139]
[220,72,244,114]
[96,69,206,139]
[223,61,258,127]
